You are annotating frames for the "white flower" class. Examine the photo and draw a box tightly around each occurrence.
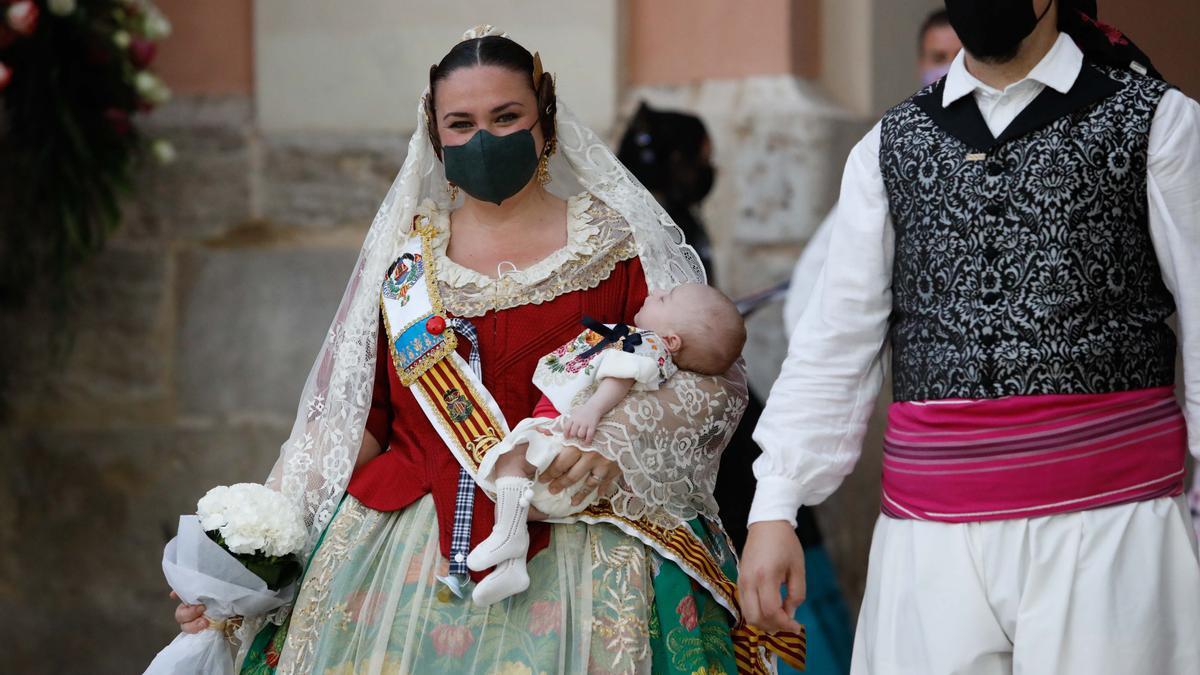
[150,138,176,164]
[142,6,171,40]
[134,70,171,105]
[112,30,131,49]
[47,0,76,17]
[196,483,307,557]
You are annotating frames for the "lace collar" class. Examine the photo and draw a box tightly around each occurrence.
[415,193,639,317]
[421,193,597,289]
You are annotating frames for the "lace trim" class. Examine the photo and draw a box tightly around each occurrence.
[562,367,748,523]
[276,497,380,674]
[423,193,639,318]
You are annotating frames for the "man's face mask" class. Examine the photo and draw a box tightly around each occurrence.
[443,120,541,205]
[921,64,952,86]
[944,0,1052,62]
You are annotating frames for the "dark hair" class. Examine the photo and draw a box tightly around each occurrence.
[424,36,557,157]
[917,9,951,49]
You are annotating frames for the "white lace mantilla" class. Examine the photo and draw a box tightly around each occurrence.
[261,22,721,589]
[574,366,748,523]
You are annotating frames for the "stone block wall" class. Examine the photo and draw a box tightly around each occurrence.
[0,95,402,674]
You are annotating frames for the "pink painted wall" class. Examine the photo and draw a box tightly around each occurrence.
[1104,2,1200,98]
[627,0,819,86]
[154,0,253,95]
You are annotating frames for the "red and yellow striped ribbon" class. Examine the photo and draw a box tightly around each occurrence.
[415,358,502,465]
[733,623,808,673]
[580,505,807,673]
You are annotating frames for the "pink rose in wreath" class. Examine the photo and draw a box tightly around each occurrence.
[529,600,561,636]
[6,1,38,37]
[430,624,475,657]
[676,595,699,631]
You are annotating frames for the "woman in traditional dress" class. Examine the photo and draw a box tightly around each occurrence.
[173,26,803,674]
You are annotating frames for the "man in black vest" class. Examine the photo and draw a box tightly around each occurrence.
[741,2,1200,673]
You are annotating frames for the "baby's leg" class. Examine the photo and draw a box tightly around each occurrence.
[467,475,533,574]
[472,557,530,607]
[491,441,536,479]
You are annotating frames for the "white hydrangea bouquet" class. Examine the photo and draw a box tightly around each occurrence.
[145,483,306,675]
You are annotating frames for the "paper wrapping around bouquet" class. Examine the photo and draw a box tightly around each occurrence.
[144,516,297,675]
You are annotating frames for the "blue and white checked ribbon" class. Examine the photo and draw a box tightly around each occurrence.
[443,318,481,593]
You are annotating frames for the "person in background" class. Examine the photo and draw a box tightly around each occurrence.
[784,10,961,331]
[745,0,1200,672]
[618,105,855,675]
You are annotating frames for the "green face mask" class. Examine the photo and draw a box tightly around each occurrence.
[442,122,540,205]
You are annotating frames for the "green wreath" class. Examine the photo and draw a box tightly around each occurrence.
[0,0,173,308]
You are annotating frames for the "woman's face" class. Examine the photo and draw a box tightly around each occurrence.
[433,65,545,155]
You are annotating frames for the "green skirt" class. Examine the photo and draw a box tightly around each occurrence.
[242,495,736,675]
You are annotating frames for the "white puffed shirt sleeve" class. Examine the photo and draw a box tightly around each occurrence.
[748,122,894,525]
[594,349,666,390]
[782,207,836,335]
[1145,88,1200,461]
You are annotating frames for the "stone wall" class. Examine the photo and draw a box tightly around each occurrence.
[0,95,403,674]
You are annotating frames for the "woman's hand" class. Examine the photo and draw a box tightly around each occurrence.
[170,591,209,634]
[538,446,620,506]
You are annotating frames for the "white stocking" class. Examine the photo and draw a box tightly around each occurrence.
[471,557,530,607]
[467,476,533,572]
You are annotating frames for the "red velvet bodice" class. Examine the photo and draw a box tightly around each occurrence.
[346,257,648,577]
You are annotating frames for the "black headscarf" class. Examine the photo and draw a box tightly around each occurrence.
[617,102,717,280]
[1059,0,1162,79]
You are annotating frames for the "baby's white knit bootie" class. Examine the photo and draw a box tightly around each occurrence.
[467,476,534,572]
[471,557,530,607]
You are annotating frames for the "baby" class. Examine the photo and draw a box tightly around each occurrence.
[468,283,747,606]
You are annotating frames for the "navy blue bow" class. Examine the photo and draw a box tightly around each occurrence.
[577,316,642,360]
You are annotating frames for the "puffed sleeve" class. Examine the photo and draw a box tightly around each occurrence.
[593,349,664,388]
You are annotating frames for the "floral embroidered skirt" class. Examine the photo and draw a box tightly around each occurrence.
[242,495,736,675]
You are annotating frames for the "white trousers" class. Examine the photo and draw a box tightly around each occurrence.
[851,496,1200,675]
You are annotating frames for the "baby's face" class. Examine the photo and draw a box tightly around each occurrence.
[634,288,678,334]
[633,284,706,335]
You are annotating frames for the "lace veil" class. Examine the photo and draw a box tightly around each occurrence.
[265,26,722,553]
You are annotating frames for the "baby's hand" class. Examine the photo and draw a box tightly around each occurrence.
[564,407,602,443]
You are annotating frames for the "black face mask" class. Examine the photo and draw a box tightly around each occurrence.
[945,0,1053,62]
[442,121,540,205]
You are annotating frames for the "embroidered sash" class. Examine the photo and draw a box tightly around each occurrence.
[380,221,804,674]
[380,224,508,477]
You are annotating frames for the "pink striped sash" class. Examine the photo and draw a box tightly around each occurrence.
[881,386,1187,522]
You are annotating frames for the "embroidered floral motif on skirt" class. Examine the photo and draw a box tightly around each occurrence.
[241,495,736,675]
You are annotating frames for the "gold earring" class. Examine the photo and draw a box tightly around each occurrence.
[448,182,459,201]
[536,137,556,186]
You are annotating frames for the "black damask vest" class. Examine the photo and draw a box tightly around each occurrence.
[881,64,1176,402]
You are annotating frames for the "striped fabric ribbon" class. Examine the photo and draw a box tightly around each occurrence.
[578,506,807,673]
[882,385,1188,522]
[733,624,808,674]
[446,318,480,579]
